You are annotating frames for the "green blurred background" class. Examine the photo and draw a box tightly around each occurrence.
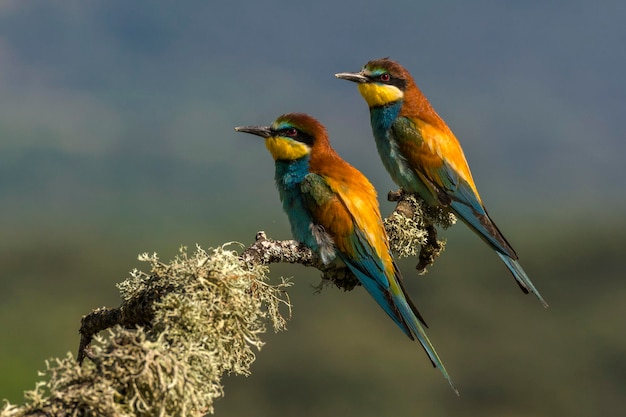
[1,1,625,416]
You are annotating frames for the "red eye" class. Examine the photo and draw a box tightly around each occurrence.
[380,73,390,82]
[286,128,297,137]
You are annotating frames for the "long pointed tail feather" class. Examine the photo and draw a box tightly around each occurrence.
[346,262,459,394]
[497,253,548,308]
[394,294,459,396]
[450,200,548,308]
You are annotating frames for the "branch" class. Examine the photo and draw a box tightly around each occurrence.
[1,190,455,417]
[241,231,359,291]
[385,189,456,273]
[3,247,292,417]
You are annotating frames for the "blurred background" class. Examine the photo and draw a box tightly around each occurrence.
[1,1,625,416]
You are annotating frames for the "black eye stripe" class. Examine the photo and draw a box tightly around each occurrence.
[274,128,315,146]
[367,73,407,90]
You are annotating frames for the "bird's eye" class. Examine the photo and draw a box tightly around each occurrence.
[380,73,390,82]
[285,128,298,137]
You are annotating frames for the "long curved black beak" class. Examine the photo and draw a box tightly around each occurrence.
[335,72,369,83]
[234,125,272,138]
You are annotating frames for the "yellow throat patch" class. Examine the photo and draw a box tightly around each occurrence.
[265,136,310,161]
[358,83,404,107]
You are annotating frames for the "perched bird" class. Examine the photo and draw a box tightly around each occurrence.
[336,58,547,307]
[235,113,458,394]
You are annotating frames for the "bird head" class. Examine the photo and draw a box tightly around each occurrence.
[235,113,326,161]
[335,58,411,108]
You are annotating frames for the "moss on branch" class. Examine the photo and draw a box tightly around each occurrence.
[2,246,291,417]
[1,190,454,417]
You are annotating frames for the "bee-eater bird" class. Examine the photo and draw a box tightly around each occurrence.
[336,58,547,308]
[235,113,458,394]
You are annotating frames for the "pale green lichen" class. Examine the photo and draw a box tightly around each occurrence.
[384,211,429,258]
[420,199,457,230]
[1,244,291,417]
[384,194,456,262]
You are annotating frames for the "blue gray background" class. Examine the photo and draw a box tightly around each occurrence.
[1,1,624,416]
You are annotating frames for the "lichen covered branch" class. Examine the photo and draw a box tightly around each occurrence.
[1,189,455,417]
[241,231,360,291]
[2,246,291,417]
[385,189,456,273]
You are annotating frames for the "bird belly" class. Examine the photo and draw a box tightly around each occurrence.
[373,129,438,204]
